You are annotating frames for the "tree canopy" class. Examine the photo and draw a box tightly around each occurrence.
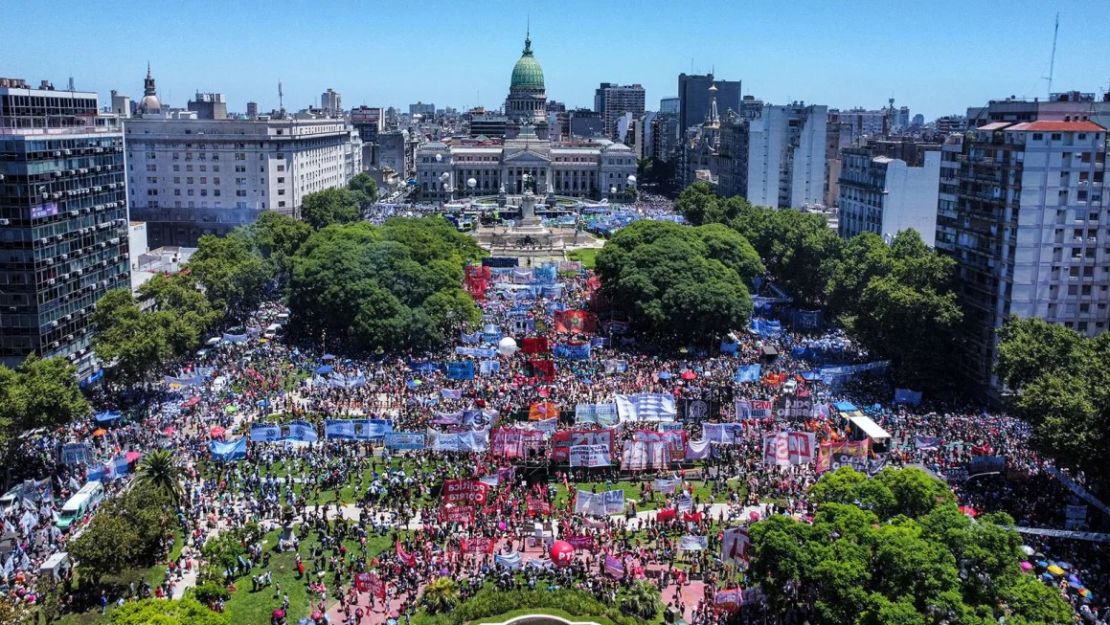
[189,232,274,320]
[288,217,482,351]
[108,597,229,625]
[748,467,1072,625]
[300,187,362,229]
[996,317,1110,497]
[595,220,759,342]
[347,172,380,206]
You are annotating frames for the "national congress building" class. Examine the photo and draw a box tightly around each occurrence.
[415,34,637,202]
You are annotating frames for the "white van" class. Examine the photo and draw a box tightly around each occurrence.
[263,323,283,340]
[55,481,104,531]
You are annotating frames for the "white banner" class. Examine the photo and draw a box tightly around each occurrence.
[685,439,711,460]
[569,444,611,467]
[574,490,625,517]
[652,478,681,494]
[679,535,708,551]
[703,423,743,444]
[615,393,676,422]
[621,439,671,471]
[761,431,817,466]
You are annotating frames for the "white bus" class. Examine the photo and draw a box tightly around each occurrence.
[55,481,104,531]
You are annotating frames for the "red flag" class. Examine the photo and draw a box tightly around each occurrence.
[396,541,416,567]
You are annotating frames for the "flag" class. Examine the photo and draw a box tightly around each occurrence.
[554,310,598,333]
[721,527,750,565]
[679,535,708,551]
[396,542,416,567]
[529,401,559,421]
[495,551,522,570]
[604,554,625,578]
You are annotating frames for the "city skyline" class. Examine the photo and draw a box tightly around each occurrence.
[2,0,1108,120]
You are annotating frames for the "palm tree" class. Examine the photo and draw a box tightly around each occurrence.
[419,576,459,614]
[135,449,184,505]
[620,581,661,620]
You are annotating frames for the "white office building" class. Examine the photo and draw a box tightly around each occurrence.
[744,103,827,208]
[125,115,361,247]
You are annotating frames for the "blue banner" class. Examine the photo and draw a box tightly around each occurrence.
[749,318,783,337]
[250,425,282,442]
[210,438,248,462]
[479,360,501,376]
[60,443,90,466]
[385,432,426,450]
[719,340,738,355]
[282,420,318,443]
[553,342,591,360]
[446,361,476,380]
[325,419,393,440]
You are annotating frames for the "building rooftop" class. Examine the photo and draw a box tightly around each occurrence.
[1006,120,1105,132]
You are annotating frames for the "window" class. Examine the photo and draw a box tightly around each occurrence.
[146,164,157,172]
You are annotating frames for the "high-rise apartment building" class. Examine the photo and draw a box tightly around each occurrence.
[659,97,679,115]
[678,73,740,134]
[838,146,941,245]
[936,96,1109,393]
[409,102,435,118]
[125,115,362,247]
[320,88,341,113]
[719,103,827,208]
[594,83,645,141]
[187,92,228,120]
[0,77,130,378]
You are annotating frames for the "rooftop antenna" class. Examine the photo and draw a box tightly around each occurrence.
[1044,12,1059,97]
[278,80,284,111]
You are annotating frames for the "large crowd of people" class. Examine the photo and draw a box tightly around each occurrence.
[1,262,1107,625]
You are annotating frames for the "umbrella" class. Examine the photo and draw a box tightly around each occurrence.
[209,426,225,438]
[92,428,107,437]
[680,370,697,380]
[272,609,285,618]
[1057,561,1071,570]
[958,505,978,517]
[1047,565,1065,576]
[1020,545,1035,556]
[1041,572,1055,581]
[161,427,175,436]
[1036,560,1049,568]
[1068,574,1082,585]
[322,354,336,361]
[1019,561,1033,572]
[311,610,322,619]
[658,371,672,380]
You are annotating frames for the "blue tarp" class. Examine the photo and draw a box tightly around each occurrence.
[734,364,762,383]
[93,410,122,424]
[314,365,334,375]
[834,401,858,413]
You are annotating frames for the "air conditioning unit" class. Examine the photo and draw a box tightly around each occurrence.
[47,278,55,285]
[44,258,54,265]
[61,253,68,260]
[50,342,59,348]
[52,151,61,157]
[63,149,72,156]
[49,320,58,327]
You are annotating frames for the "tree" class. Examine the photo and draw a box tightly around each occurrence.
[619,581,661,619]
[189,232,273,320]
[69,484,175,586]
[420,576,460,614]
[748,467,1070,625]
[247,211,312,281]
[0,356,89,485]
[301,187,360,229]
[996,317,1110,497]
[348,172,379,207]
[109,598,230,625]
[596,220,754,343]
[135,449,184,506]
[92,289,171,383]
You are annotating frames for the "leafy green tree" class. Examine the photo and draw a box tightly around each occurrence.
[675,181,721,225]
[733,207,842,306]
[247,211,312,281]
[109,598,229,625]
[189,233,273,320]
[420,576,460,614]
[301,187,360,229]
[0,355,90,484]
[92,289,171,383]
[348,172,379,206]
[809,466,896,516]
[996,317,1110,497]
[135,449,184,505]
[824,232,894,317]
[619,581,661,619]
[596,220,754,342]
[694,223,764,283]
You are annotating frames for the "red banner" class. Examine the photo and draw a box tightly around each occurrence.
[521,337,549,354]
[554,310,599,334]
[526,495,553,517]
[551,429,614,462]
[816,439,871,473]
[460,537,496,554]
[396,541,416,567]
[529,359,556,381]
[565,535,595,551]
[440,506,475,524]
[441,479,490,506]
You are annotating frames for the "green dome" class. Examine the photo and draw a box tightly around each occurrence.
[510,37,544,90]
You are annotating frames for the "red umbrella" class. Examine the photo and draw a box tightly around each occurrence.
[272,609,285,618]
[681,370,697,380]
[959,505,978,517]
[209,425,226,438]
[311,611,323,619]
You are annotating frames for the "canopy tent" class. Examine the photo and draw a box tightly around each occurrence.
[846,415,891,442]
[833,401,858,413]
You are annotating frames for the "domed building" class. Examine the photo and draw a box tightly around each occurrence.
[137,63,162,115]
[504,33,548,138]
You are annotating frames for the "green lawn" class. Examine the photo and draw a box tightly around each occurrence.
[566,247,599,269]
[554,478,746,512]
[470,607,625,625]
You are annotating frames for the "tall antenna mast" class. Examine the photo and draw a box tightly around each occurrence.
[1045,12,1059,97]
[278,80,284,111]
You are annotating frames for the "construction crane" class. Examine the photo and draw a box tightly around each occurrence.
[1044,12,1059,98]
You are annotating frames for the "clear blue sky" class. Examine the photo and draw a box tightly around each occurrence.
[2,0,1108,120]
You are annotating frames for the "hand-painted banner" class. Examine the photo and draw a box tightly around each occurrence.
[528,401,559,421]
[721,527,750,565]
[441,479,491,506]
[679,398,719,423]
[554,310,598,333]
[574,489,625,516]
[762,432,817,466]
[384,432,425,450]
[565,535,595,552]
[686,439,711,460]
[552,429,614,463]
[569,444,611,467]
[634,429,686,458]
[713,589,743,612]
[553,342,592,360]
[615,393,676,422]
[575,403,619,427]
[913,435,943,450]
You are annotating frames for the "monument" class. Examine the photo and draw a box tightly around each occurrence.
[514,173,547,234]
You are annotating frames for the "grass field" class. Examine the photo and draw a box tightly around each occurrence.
[566,247,600,269]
